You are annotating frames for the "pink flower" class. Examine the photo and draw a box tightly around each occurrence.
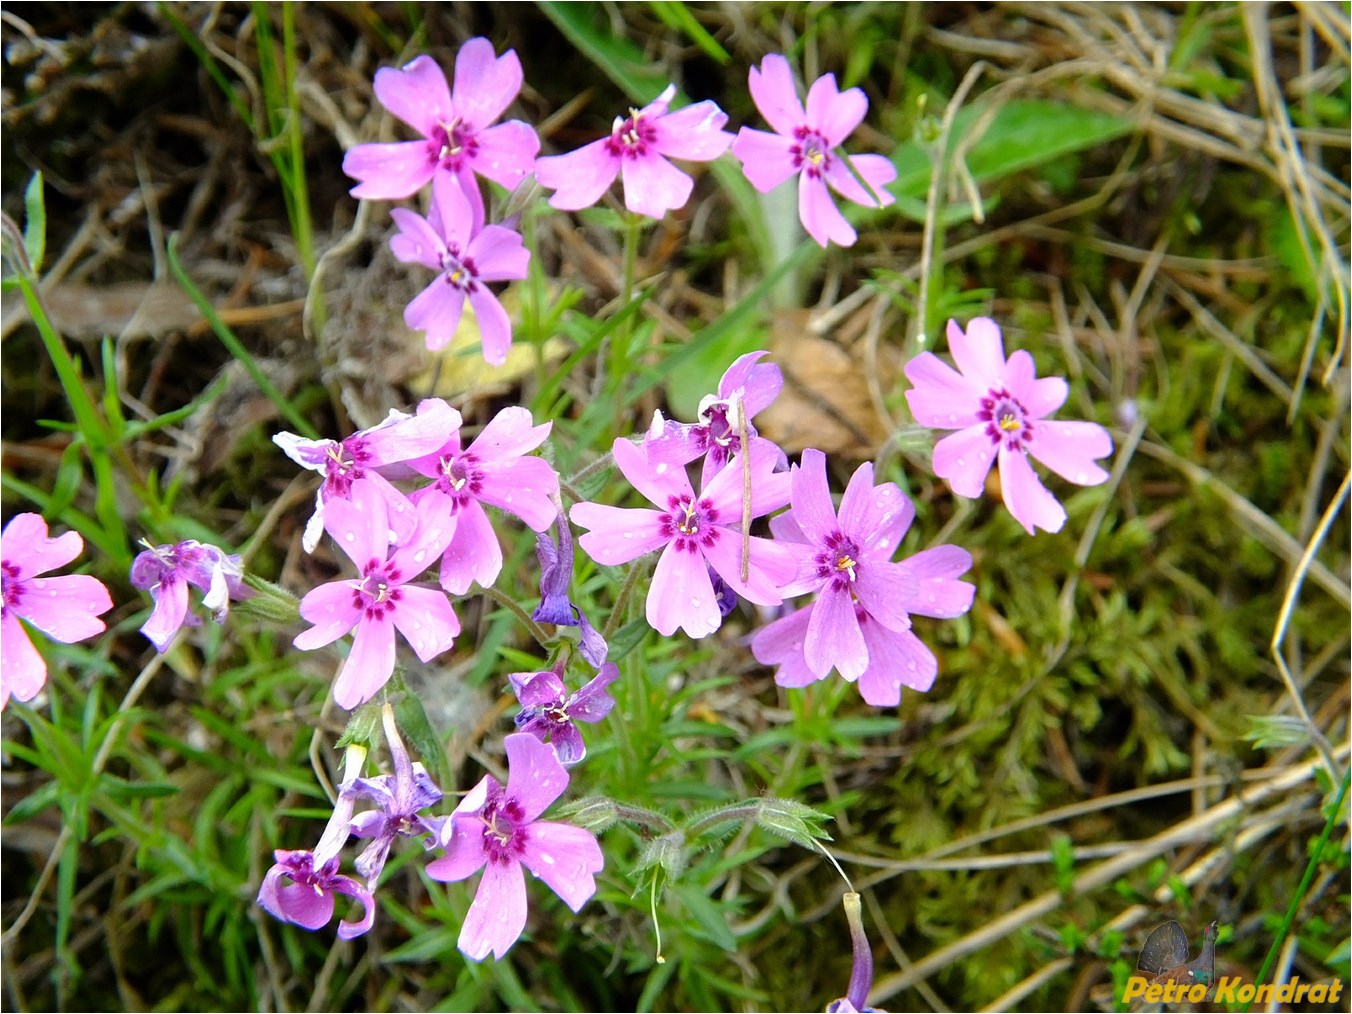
[1,514,113,709]
[293,481,460,710]
[425,733,603,961]
[570,437,799,639]
[750,451,974,706]
[535,84,733,218]
[273,399,461,553]
[390,171,530,363]
[732,54,897,247]
[341,43,539,204]
[407,405,559,595]
[903,318,1115,535]
[130,540,250,651]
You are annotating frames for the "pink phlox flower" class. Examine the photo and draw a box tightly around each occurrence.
[425,733,603,961]
[750,450,975,706]
[732,53,897,248]
[903,317,1115,535]
[570,436,800,639]
[258,784,375,939]
[407,404,559,595]
[341,41,539,208]
[390,171,530,363]
[1,513,113,710]
[509,662,619,766]
[293,480,460,710]
[274,399,461,553]
[130,540,250,652]
[535,84,733,218]
[348,706,444,883]
[645,350,786,487]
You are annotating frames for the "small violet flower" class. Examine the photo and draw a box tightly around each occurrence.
[732,54,897,248]
[531,508,608,667]
[341,42,539,205]
[751,450,974,707]
[274,398,461,553]
[509,663,620,765]
[348,705,444,883]
[1,514,113,710]
[903,317,1115,535]
[407,405,559,595]
[426,733,604,961]
[535,84,733,219]
[293,480,459,710]
[130,540,250,652]
[390,170,530,363]
[645,350,785,487]
[570,437,798,639]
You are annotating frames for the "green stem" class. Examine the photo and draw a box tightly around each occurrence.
[602,560,646,639]
[479,584,553,649]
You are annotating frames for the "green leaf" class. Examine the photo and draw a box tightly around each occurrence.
[646,1,730,63]
[672,882,737,952]
[394,692,451,792]
[536,1,670,102]
[23,170,46,274]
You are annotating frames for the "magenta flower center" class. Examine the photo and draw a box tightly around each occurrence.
[659,495,721,553]
[436,453,483,506]
[979,388,1033,450]
[324,440,371,498]
[431,117,479,171]
[606,110,657,159]
[439,248,479,293]
[791,127,833,179]
[353,562,403,619]
[2,561,21,612]
[480,797,528,865]
[815,532,862,591]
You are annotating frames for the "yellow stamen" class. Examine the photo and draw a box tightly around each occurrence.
[999,413,1020,432]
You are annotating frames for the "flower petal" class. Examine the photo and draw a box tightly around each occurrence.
[621,153,694,219]
[718,351,784,418]
[2,514,83,576]
[748,54,806,136]
[932,426,998,499]
[459,858,527,960]
[425,812,489,883]
[571,504,669,564]
[473,121,540,190]
[853,560,919,633]
[651,101,732,161]
[751,607,822,688]
[343,141,435,200]
[701,437,791,519]
[947,317,1006,389]
[647,543,719,638]
[536,140,618,211]
[389,208,446,270]
[702,531,799,606]
[295,582,362,650]
[467,287,514,366]
[504,732,569,822]
[333,616,397,710]
[15,574,111,643]
[451,39,522,128]
[510,669,566,709]
[467,224,530,281]
[823,152,896,209]
[787,448,838,543]
[902,546,976,619]
[805,74,867,145]
[839,470,915,561]
[375,55,452,136]
[437,500,502,594]
[731,128,799,193]
[998,446,1066,535]
[612,436,692,507]
[799,172,855,248]
[568,663,620,722]
[476,457,560,531]
[469,407,552,461]
[521,821,603,911]
[140,577,190,652]
[332,875,377,939]
[805,585,867,680]
[1026,420,1114,487]
[1,611,46,708]
[392,585,459,662]
[321,488,388,571]
[405,278,467,351]
[903,351,983,428]
[857,620,936,703]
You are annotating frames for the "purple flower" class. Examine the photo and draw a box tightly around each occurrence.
[407,405,559,595]
[732,54,897,248]
[509,663,619,765]
[1,514,113,710]
[293,481,460,710]
[531,508,608,667]
[390,171,530,363]
[903,317,1115,535]
[425,733,604,961]
[750,450,974,706]
[130,540,250,652]
[826,892,888,1013]
[273,399,461,553]
[570,437,799,639]
[645,350,785,487]
[348,705,444,883]
[535,84,733,218]
[341,43,539,204]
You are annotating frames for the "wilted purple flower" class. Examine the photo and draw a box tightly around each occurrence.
[509,663,619,765]
[826,892,888,1013]
[293,481,459,710]
[274,399,461,553]
[341,42,539,206]
[390,171,530,363]
[425,733,604,961]
[1,514,113,710]
[903,317,1114,535]
[407,405,559,595]
[645,350,785,486]
[732,54,897,247]
[570,437,799,639]
[751,450,974,706]
[130,540,250,651]
[531,506,608,667]
[348,705,444,883]
[535,84,733,218]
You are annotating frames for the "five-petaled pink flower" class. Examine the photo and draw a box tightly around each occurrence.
[407,405,559,595]
[341,42,539,208]
[1,514,113,710]
[535,84,733,219]
[426,733,604,961]
[904,317,1115,535]
[390,171,530,363]
[570,437,798,638]
[752,451,975,706]
[732,54,897,248]
[294,480,459,710]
